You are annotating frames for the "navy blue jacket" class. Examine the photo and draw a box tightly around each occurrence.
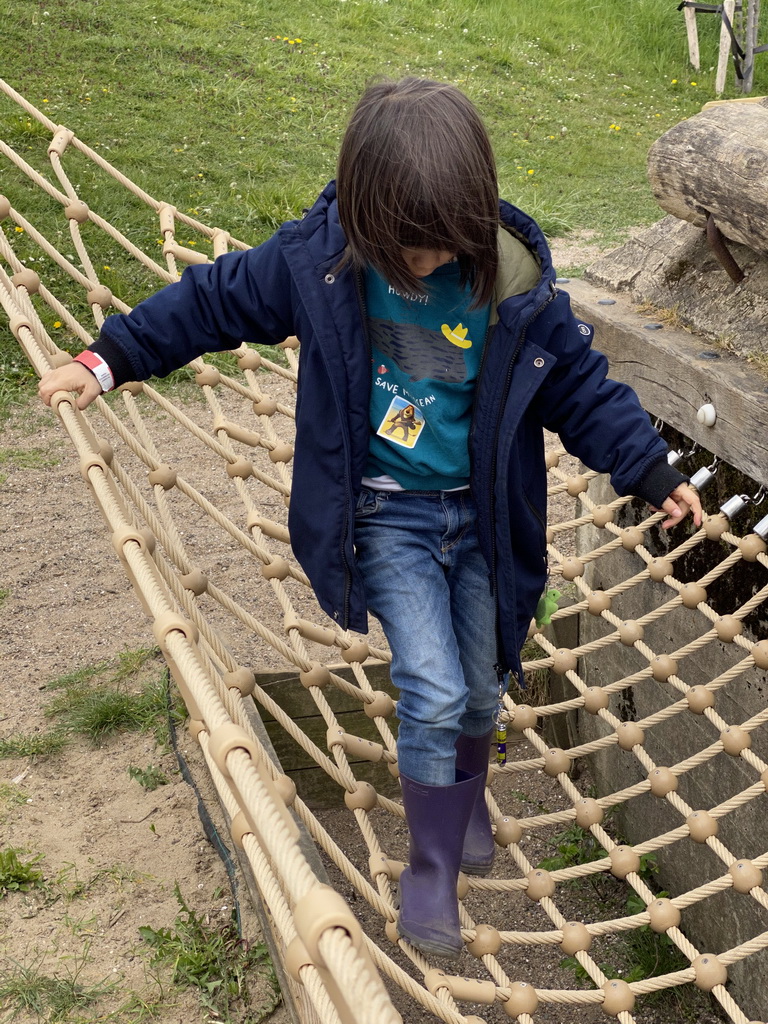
[92,183,683,672]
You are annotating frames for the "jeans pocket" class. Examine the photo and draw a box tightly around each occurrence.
[355,487,384,519]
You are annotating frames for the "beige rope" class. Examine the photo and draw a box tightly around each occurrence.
[5,79,768,1024]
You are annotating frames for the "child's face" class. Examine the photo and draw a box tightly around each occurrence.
[400,248,456,278]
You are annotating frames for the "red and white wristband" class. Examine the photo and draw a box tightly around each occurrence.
[73,350,115,393]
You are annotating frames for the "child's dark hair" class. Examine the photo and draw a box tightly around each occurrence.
[336,77,500,306]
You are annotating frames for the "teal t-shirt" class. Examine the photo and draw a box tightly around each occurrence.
[364,262,491,490]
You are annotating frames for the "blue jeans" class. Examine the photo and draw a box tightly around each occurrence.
[354,488,499,786]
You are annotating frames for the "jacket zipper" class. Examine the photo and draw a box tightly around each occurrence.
[483,288,556,656]
[338,266,373,626]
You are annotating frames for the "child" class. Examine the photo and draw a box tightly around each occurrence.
[39,77,701,960]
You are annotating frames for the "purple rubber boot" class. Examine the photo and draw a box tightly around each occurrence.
[397,769,484,959]
[455,728,496,876]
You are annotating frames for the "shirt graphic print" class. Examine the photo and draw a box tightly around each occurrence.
[365,262,491,491]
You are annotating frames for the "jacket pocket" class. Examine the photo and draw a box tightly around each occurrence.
[524,492,546,534]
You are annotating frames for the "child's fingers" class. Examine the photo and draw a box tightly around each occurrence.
[75,381,102,409]
[38,365,100,408]
[660,498,686,530]
[663,501,684,532]
[659,485,703,530]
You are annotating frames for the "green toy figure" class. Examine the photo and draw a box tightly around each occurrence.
[535,588,561,628]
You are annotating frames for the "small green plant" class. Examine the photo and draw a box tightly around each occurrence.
[0,944,115,1020]
[537,823,605,871]
[561,891,692,1010]
[53,860,153,902]
[128,764,169,791]
[0,847,45,895]
[139,884,280,1024]
[558,852,695,1014]
[1,650,178,760]
[53,687,157,743]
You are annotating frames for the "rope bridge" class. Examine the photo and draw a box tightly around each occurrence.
[2,78,768,1024]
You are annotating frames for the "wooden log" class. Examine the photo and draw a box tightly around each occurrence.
[647,100,768,255]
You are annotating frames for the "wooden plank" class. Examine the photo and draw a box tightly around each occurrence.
[256,662,395,723]
[283,759,402,808]
[264,704,397,773]
[702,95,768,107]
[256,663,400,806]
[563,277,768,485]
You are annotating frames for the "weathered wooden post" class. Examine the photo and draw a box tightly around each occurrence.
[680,1,763,94]
[743,0,762,91]
[716,0,738,94]
[684,2,701,69]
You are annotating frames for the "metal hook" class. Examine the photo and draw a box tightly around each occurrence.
[685,441,701,460]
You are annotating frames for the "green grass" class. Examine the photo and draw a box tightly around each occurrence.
[0,446,60,485]
[542,825,708,1017]
[0,945,115,1022]
[0,732,68,759]
[0,647,183,759]
[2,0,764,419]
[44,647,183,746]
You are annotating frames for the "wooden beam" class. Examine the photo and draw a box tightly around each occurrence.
[563,277,768,484]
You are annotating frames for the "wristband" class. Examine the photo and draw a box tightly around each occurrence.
[73,350,115,393]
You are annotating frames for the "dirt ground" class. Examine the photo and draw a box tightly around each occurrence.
[0,234,724,1024]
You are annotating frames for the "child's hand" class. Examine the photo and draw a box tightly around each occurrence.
[39,362,101,410]
[658,483,703,531]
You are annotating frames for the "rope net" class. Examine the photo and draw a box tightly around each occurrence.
[2,78,768,1024]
